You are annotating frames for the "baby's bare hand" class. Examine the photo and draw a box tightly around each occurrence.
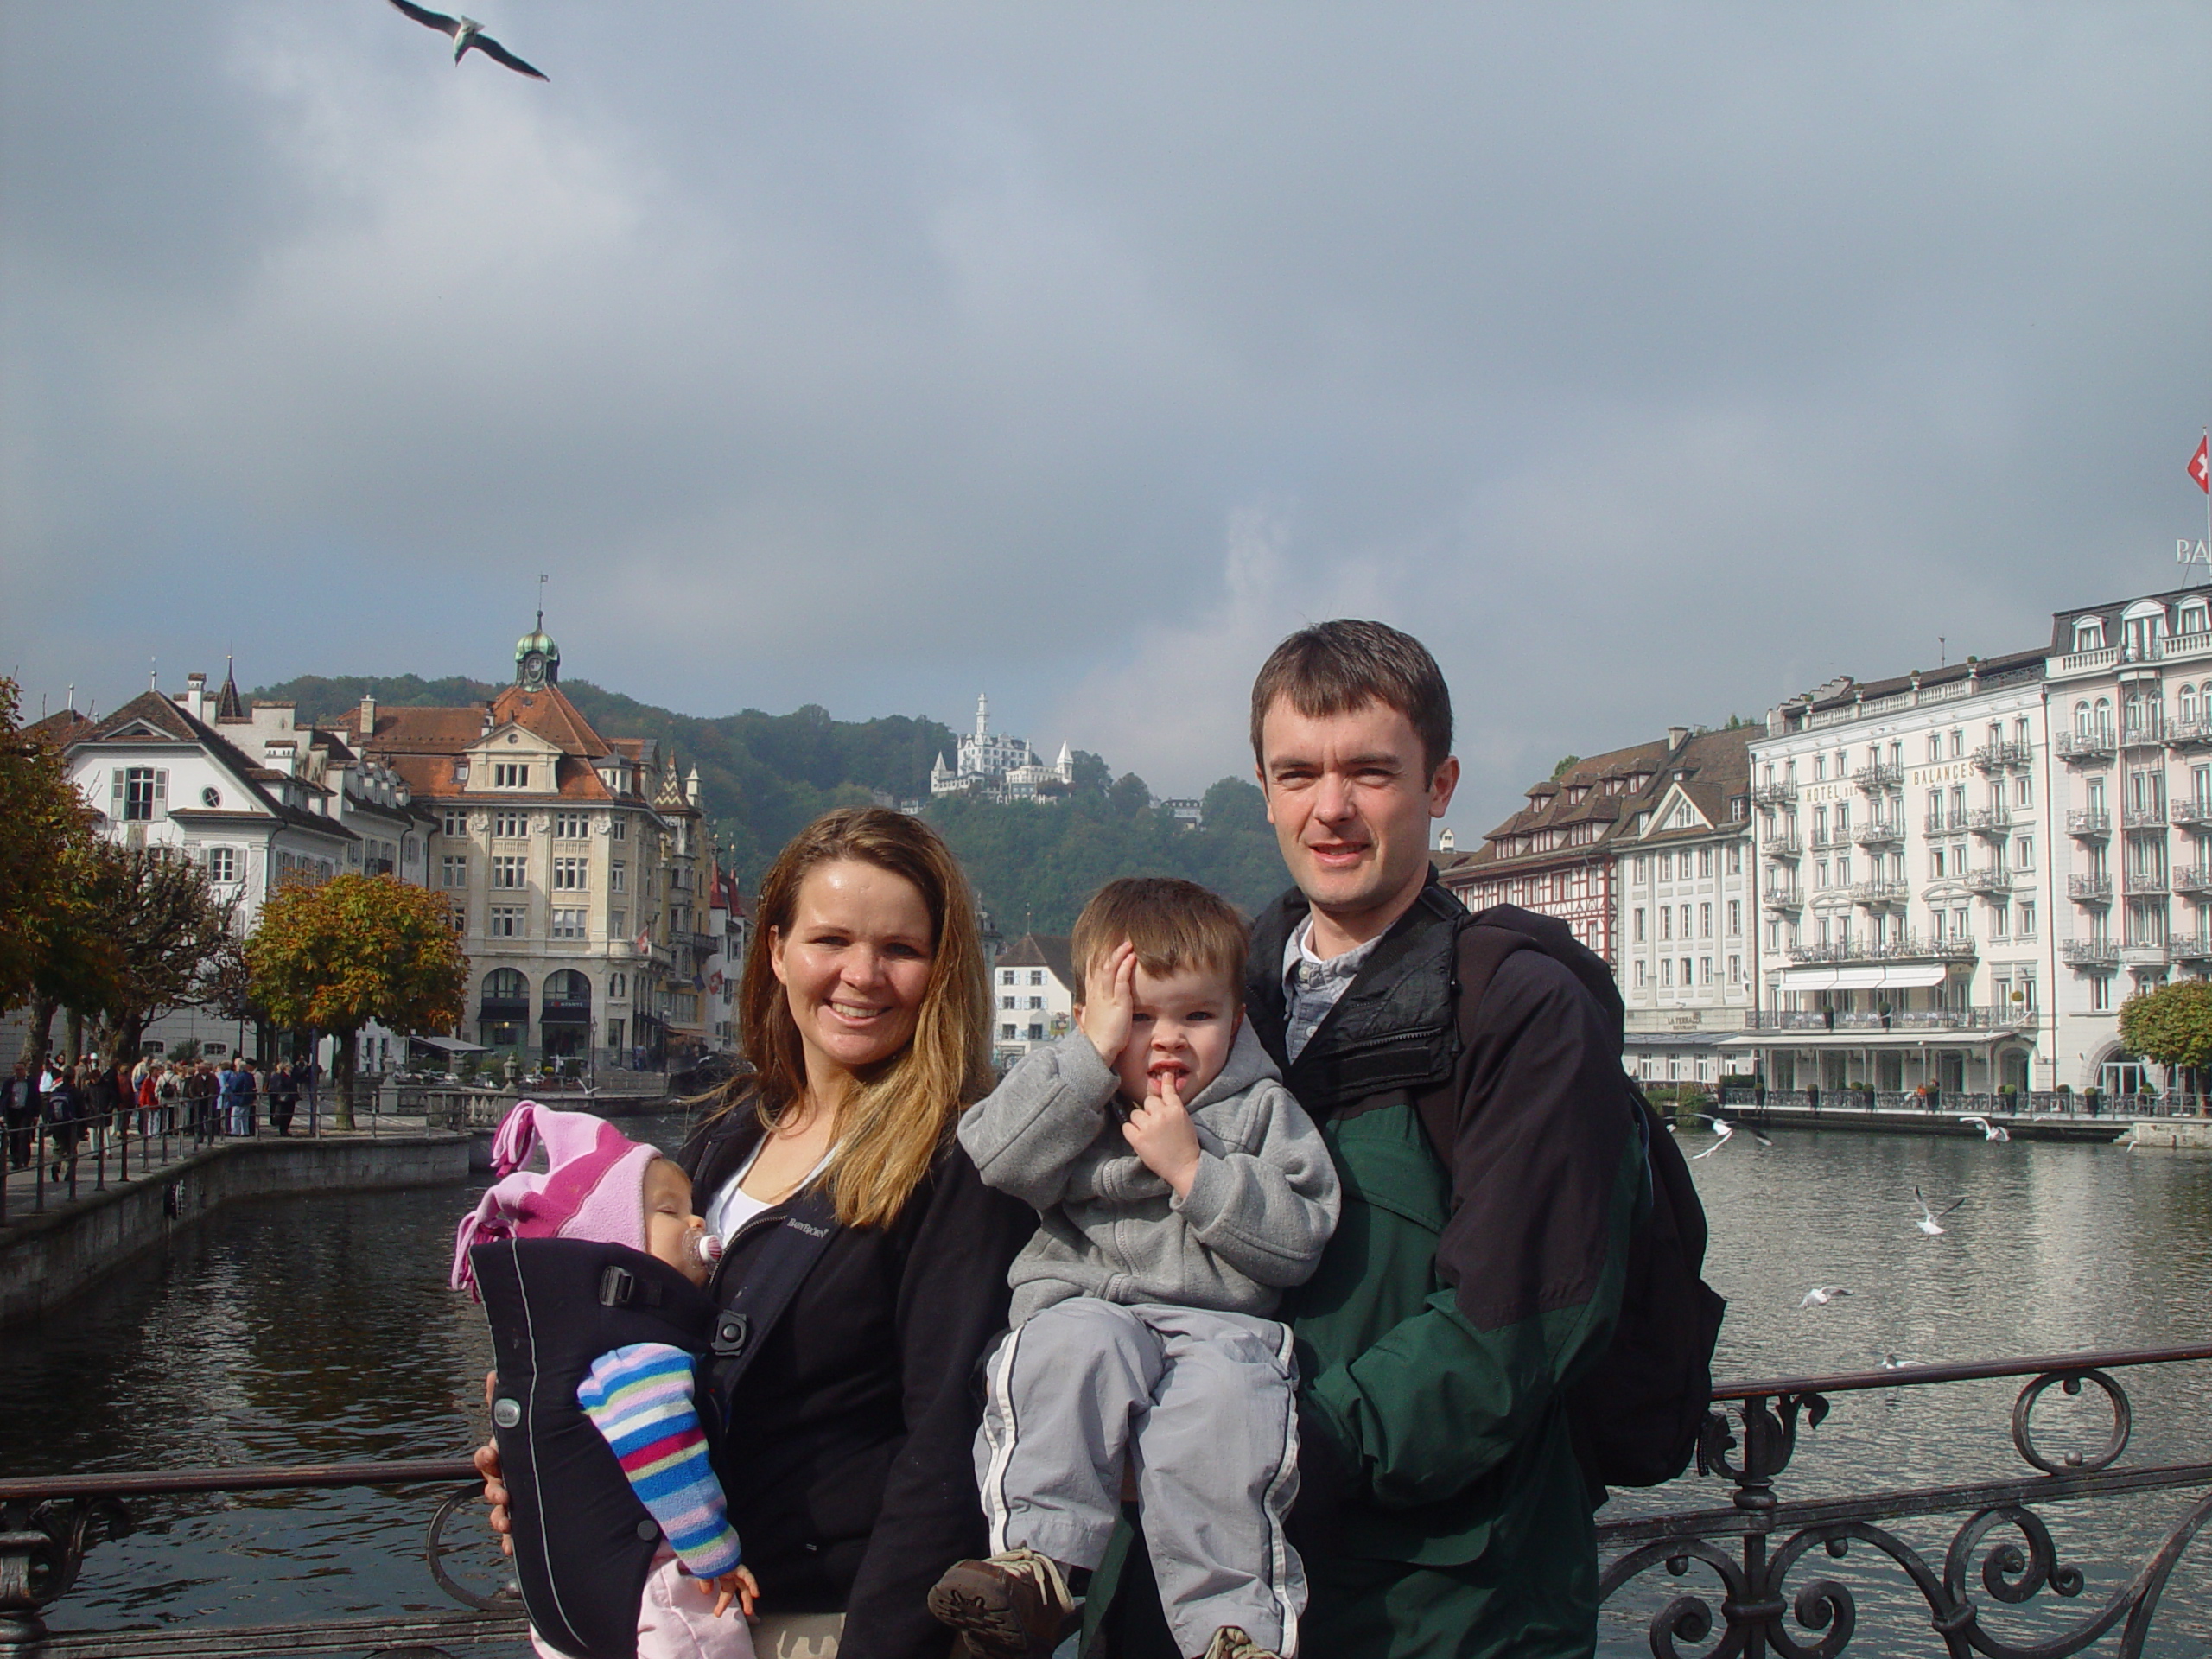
[698,1563,760,1618]
[1122,1074,1201,1198]
[1077,941,1138,1069]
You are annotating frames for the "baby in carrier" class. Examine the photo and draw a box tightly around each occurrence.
[453,1103,759,1659]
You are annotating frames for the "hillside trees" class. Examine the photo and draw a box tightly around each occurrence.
[928,778,1289,934]
[246,874,468,1128]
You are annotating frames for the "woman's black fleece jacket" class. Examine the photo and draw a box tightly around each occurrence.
[680,1108,1033,1659]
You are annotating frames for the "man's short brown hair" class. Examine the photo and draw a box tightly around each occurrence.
[1071,877,1249,1008]
[1249,619,1453,778]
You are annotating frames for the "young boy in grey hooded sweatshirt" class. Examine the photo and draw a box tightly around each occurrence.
[931,878,1340,1659]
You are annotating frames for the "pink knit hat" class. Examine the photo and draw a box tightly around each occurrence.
[450,1101,662,1298]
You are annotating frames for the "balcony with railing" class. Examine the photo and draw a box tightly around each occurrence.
[2121,941,2171,968]
[1761,831,1801,859]
[2173,865,2212,894]
[2067,872,2113,902]
[1786,932,1975,963]
[1809,828,1845,850]
[1761,887,1803,912]
[2124,869,2169,895]
[2123,802,2168,830]
[1750,780,1799,807]
[1965,808,2012,836]
[2170,934,2212,962]
[2064,807,2110,837]
[2061,938,2120,966]
[1852,760,1904,791]
[2164,718,2212,748]
[1850,879,1910,906]
[2056,728,2118,762]
[2171,798,2212,827]
[1967,739,2030,772]
[1853,818,1904,846]
[1958,868,2015,895]
[1740,1006,2031,1032]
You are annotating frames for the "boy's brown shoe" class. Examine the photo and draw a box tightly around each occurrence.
[926,1548,1078,1659]
[1199,1628,1282,1659]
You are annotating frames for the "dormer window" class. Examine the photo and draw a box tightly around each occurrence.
[493,762,530,789]
[2073,617,2107,652]
[2183,601,2210,637]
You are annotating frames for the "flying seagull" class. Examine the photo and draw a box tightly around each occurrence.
[1914,1185,1967,1236]
[1689,1113,1773,1159]
[385,1,549,79]
[1960,1115,2012,1142]
[1800,1285,1851,1308]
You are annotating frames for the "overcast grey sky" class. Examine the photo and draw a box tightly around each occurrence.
[5,3,2209,833]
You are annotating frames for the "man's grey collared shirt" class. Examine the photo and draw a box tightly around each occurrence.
[1281,914,1384,1064]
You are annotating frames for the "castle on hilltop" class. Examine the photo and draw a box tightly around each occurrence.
[930,694,1074,804]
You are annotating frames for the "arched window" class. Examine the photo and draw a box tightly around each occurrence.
[2074,618,2106,652]
[483,968,527,1001]
[2183,685,2200,724]
[2095,696,2113,735]
[2075,701,2091,736]
[543,969,592,1006]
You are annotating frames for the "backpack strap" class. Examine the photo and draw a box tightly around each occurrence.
[704,1186,841,1410]
[1409,920,1538,1162]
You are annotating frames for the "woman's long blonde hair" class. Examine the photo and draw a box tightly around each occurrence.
[717,807,993,1228]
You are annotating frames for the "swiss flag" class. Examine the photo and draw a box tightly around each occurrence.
[2192,435,2211,495]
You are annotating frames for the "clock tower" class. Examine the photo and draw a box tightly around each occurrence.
[515,611,561,690]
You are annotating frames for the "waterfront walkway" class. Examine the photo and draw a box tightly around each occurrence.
[0,1111,448,1227]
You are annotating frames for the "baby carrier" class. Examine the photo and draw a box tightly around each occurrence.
[471,1236,715,1659]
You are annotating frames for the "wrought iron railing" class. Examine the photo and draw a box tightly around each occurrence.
[1599,1343,2212,1658]
[0,1456,522,1655]
[8,1347,2207,1656]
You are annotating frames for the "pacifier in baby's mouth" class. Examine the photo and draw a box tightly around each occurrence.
[693,1231,723,1266]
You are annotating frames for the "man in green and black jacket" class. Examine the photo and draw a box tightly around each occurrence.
[1092,620,1641,1659]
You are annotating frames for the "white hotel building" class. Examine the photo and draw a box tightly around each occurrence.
[1734,582,2212,1101]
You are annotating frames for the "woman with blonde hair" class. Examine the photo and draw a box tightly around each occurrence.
[482,807,1033,1657]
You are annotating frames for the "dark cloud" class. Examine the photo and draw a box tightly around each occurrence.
[4,3,2209,836]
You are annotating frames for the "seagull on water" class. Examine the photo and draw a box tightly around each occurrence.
[1689,1113,1774,1158]
[1960,1115,2012,1142]
[385,1,549,79]
[1801,1286,1851,1308]
[1914,1185,1967,1236]
[1880,1353,1922,1370]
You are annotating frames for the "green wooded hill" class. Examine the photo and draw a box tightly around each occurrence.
[253,675,1287,931]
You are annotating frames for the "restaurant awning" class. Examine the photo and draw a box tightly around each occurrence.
[410,1033,488,1055]
[1774,962,1956,991]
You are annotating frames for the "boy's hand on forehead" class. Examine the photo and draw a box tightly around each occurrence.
[1077,939,1138,1070]
[1122,1072,1202,1198]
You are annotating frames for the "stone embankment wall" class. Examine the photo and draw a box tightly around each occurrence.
[0,1135,472,1326]
[2124,1117,2212,1151]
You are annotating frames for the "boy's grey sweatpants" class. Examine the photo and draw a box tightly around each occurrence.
[976,1296,1305,1657]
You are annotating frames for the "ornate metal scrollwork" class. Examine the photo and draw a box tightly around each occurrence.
[424,1484,523,1614]
[1605,1354,2212,1659]
[0,1494,132,1641]
[2012,1368,2130,1475]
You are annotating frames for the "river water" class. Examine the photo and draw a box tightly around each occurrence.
[3,1117,2208,1656]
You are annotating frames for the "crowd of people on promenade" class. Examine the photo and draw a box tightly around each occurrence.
[1,1052,321,1182]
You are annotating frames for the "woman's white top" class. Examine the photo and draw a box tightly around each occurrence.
[703,1138,834,1244]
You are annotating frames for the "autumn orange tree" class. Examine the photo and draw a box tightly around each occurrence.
[245,874,468,1128]
[0,678,118,1077]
